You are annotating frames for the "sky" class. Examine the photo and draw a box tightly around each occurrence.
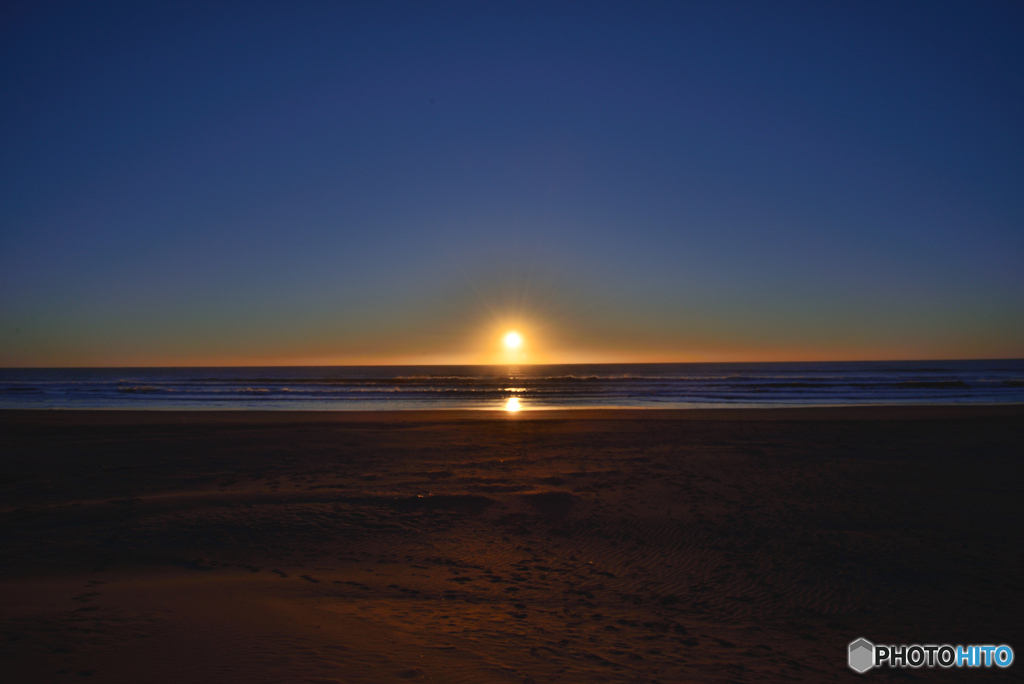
[1,1,1022,367]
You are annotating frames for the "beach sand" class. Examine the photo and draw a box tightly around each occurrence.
[1,406,1021,682]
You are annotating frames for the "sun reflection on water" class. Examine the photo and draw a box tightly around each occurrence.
[504,397,522,412]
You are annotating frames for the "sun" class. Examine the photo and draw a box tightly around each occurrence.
[503,331,523,350]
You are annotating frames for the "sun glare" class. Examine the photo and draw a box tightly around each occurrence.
[504,397,522,412]
[503,331,523,350]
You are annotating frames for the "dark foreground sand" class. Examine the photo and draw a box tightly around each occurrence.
[1,406,1022,683]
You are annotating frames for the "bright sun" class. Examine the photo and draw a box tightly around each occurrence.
[503,331,523,350]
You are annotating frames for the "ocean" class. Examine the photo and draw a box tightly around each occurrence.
[1,360,1022,410]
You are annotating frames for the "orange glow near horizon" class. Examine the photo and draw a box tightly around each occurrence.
[16,344,1021,368]
[6,319,1020,368]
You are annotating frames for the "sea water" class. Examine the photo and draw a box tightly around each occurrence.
[1,360,1022,410]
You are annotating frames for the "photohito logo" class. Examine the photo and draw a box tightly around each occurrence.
[849,639,875,673]
[848,638,1014,673]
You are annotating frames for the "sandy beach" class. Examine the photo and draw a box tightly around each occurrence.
[1,406,1021,682]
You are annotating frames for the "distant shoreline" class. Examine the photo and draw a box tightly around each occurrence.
[5,361,1022,410]
[3,403,1023,425]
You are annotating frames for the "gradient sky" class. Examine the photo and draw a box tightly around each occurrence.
[2,1,1022,366]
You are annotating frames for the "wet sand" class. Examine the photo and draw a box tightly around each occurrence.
[2,406,1022,682]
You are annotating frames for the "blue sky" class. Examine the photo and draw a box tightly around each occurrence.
[2,1,1022,365]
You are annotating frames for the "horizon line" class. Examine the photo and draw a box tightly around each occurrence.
[3,356,1023,370]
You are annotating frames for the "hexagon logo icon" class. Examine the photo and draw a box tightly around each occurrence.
[849,638,874,673]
